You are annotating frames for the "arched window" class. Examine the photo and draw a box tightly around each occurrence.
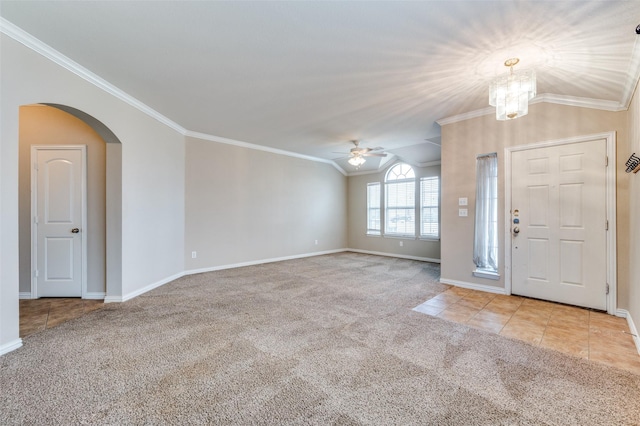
[385,163,416,236]
[366,162,440,239]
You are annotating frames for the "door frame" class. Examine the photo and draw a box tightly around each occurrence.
[30,145,88,299]
[504,132,617,314]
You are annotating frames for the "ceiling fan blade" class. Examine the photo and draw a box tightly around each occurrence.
[363,153,387,157]
[369,147,384,151]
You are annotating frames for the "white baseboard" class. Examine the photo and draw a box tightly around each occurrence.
[183,249,347,276]
[104,271,185,303]
[616,309,640,355]
[439,278,507,295]
[106,249,436,304]
[0,338,23,356]
[346,248,440,264]
[19,292,32,299]
[84,292,106,300]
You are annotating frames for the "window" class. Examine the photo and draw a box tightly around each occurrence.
[473,153,499,279]
[366,163,440,239]
[385,163,415,237]
[420,176,439,239]
[366,183,381,235]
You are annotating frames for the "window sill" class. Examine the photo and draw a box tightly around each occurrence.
[473,270,500,280]
[383,234,416,240]
[419,236,440,242]
[366,232,381,237]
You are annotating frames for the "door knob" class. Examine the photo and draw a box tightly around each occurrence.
[513,226,520,235]
[71,228,80,234]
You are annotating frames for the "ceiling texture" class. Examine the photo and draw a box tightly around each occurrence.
[1,1,639,173]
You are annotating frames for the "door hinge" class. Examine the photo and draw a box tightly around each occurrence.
[34,162,38,171]
[34,269,39,278]
[606,283,610,295]
[605,219,609,231]
[34,216,39,224]
[605,156,609,167]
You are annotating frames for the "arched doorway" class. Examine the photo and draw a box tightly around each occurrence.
[18,104,122,301]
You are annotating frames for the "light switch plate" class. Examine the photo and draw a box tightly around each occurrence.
[459,197,468,206]
[459,208,468,217]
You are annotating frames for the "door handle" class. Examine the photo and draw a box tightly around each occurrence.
[513,226,520,235]
[71,228,80,234]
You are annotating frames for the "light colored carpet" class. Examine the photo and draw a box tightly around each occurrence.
[1,252,639,425]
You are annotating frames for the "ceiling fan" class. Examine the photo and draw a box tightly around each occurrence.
[334,140,387,168]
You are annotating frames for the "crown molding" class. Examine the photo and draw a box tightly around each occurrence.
[0,17,187,135]
[436,107,495,126]
[416,160,442,168]
[1,18,348,174]
[535,93,625,112]
[437,93,627,126]
[347,169,384,177]
[184,131,347,176]
[346,157,440,177]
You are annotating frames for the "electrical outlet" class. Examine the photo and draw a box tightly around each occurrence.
[459,209,468,217]
[399,241,403,247]
[191,251,197,259]
[315,240,318,245]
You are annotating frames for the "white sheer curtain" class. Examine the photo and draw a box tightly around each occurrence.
[473,153,498,272]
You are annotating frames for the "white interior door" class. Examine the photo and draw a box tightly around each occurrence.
[33,146,86,297]
[510,138,607,310]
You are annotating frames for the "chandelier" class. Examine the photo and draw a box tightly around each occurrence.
[489,58,536,120]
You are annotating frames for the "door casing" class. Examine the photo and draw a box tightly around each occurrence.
[504,132,617,314]
[31,145,88,299]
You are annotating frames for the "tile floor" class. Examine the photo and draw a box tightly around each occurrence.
[414,286,640,374]
[19,298,104,338]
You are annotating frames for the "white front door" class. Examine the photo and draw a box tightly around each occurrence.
[33,146,86,298]
[510,138,607,310]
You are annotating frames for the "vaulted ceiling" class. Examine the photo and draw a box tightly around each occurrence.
[1,1,639,173]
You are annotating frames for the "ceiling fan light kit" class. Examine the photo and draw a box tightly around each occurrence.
[338,140,387,168]
[489,58,536,121]
[348,155,366,167]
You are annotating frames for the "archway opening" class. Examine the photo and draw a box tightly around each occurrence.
[18,104,122,302]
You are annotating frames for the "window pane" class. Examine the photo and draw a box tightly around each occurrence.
[367,183,381,235]
[473,153,498,273]
[420,177,439,238]
[386,163,415,181]
[385,163,416,236]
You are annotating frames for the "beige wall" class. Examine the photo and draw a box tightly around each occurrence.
[440,103,630,310]
[347,163,441,261]
[18,105,107,296]
[627,85,640,329]
[2,33,185,352]
[184,137,347,270]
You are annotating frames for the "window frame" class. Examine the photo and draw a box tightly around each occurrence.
[365,162,440,241]
[473,152,499,279]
